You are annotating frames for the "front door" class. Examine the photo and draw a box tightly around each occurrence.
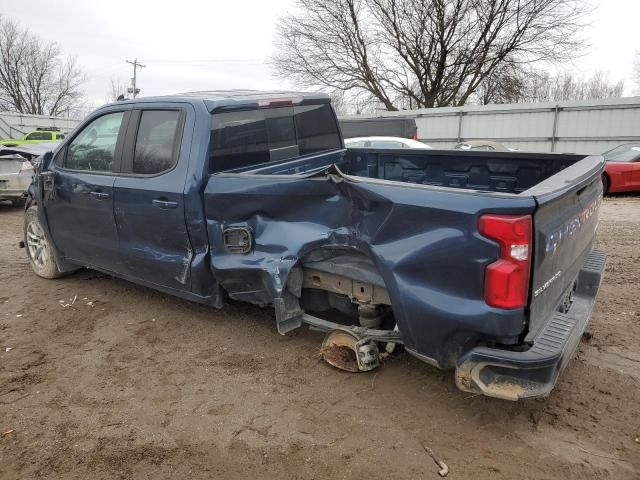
[113,106,194,291]
[45,110,128,272]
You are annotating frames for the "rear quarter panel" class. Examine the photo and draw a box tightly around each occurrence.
[203,171,536,367]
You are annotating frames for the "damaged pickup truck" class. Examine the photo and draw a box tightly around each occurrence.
[23,91,606,400]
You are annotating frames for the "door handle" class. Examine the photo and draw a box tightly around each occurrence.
[89,191,110,200]
[152,199,178,209]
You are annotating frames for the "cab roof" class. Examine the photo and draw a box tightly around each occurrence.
[107,89,331,112]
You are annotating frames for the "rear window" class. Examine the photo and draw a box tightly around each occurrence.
[210,104,340,172]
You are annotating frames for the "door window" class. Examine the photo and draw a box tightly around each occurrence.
[65,112,124,172]
[133,110,181,174]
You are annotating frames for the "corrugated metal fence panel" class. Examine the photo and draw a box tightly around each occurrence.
[415,116,457,139]
[340,97,640,154]
[554,139,624,154]
[462,110,555,140]
[556,106,640,138]
[0,112,81,139]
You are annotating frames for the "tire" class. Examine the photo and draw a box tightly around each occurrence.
[24,206,63,279]
[11,198,25,207]
[601,174,609,195]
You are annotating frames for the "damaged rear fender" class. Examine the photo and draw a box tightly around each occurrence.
[203,170,532,366]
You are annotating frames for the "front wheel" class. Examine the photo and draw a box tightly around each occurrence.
[602,174,609,195]
[24,206,63,279]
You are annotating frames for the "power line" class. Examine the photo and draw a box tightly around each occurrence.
[125,58,146,98]
[148,58,264,64]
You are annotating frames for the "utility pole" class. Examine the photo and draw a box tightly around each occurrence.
[125,58,146,98]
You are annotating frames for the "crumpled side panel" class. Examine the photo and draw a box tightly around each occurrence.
[204,172,536,367]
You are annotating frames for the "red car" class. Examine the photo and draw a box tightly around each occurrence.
[602,143,640,193]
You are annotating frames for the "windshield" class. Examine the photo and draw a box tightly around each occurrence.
[603,144,640,162]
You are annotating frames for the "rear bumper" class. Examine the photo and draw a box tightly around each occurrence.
[455,249,606,400]
[0,172,32,200]
[0,189,27,200]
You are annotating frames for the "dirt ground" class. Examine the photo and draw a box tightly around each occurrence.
[1,196,639,480]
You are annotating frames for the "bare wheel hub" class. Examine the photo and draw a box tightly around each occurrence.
[320,329,380,373]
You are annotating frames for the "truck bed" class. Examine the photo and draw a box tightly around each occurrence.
[341,148,585,194]
[241,147,594,196]
[208,147,603,374]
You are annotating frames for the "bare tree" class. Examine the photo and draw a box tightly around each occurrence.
[474,61,526,105]
[505,70,624,103]
[633,51,640,95]
[105,78,128,103]
[581,71,624,100]
[272,0,590,110]
[0,15,85,116]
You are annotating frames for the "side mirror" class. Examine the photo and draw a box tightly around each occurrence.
[40,151,53,171]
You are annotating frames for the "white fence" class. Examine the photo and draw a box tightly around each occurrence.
[0,112,81,139]
[340,97,640,154]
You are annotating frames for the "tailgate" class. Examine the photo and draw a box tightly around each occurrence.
[526,155,604,340]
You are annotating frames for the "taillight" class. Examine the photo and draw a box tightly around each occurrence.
[411,133,418,140]
[257,97,303,107]
[20,160,34,171]
[479,214,532,309]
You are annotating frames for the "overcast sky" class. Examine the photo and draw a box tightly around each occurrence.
[2,0,639,112]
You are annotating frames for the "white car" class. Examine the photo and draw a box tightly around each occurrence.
[0,143,59,206]
[345,136,431,149]
[454,140,515,152]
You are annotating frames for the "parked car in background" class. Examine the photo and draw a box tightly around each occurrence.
[339,117,418,140]
[454,140,514,152]
[601,143,640,193]
[0,143,58,205]
[345,136,431,149]
[1,127,66,147]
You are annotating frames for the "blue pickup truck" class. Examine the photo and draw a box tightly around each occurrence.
[23,90,606,400]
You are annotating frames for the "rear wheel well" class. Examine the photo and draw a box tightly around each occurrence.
[293,247,396,330]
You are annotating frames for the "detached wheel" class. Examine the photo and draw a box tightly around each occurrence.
[602,174,609,195]
[24,206,63,279]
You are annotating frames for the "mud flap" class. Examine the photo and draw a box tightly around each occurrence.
[274,291,303,335]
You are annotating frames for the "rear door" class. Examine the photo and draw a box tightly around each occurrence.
[45,109,128,271]
[113,104,194,291]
